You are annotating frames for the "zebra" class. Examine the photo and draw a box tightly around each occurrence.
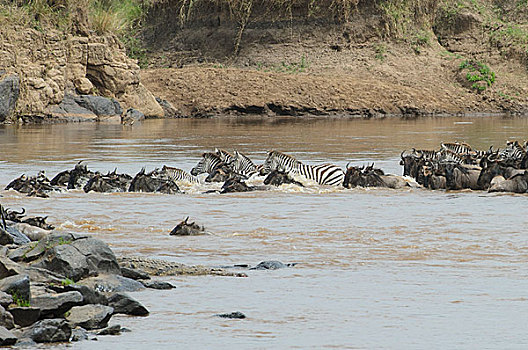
[499,140,526,163]
[411,148,440,160]
[214,148,260,177]
[438,149,465,164]
[260,151,345,186]
[161,165,199,184]
[190,152,225,176]
[441,141,472,155]
[214,148,234,163]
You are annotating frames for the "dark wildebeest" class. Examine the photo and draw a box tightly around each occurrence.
[170,217,205,236]
[489,171,528,193]
[83,170,132,193]
[205,165,246,183]
[444,163,481,190]
[128,168,180,194]
[21,216,55,231]
[220,178,255,193]
[67,162,95,190]
[421,161,446,190]
[344,164,408,189]
[5,171,58,197]
[477,160,524,190]
[263,170,304,187]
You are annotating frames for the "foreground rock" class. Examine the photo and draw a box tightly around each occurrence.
[0,326,17,346]
[29,319,71,343]
[65,305,113,330]
[108,293,149,316]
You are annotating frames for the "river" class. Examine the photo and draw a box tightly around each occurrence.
[1,116,528,349]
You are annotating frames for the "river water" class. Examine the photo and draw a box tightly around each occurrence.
[1,116,528,349]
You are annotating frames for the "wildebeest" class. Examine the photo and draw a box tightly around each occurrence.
[444,163,481,190]
[421,161,446,190]
[477,160,524,190]
[205,165,246,183]
[489,171,528,193]
[67,162,95,189]
[220,178,255,193]
[5,171,58,197]
[170,217,205,236]
[83,170,132,193]
[344,164,408,189]
[263,170,304,187]
[128,168,180,194]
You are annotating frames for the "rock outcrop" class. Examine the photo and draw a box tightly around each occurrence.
[0,26,163,123]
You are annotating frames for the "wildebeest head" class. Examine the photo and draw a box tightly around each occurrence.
[343,165,363,188]
[263,170,303,187]
[220,178,253,193]
[170,217,205,236]
[477,160,503,190]
[400,150,422,177]
[21,216,55,230]
[4,207,26,222]
[205,164,244,183]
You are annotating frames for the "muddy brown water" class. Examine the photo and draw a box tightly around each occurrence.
[1,116,528,349]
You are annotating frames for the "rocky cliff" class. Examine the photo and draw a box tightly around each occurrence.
[0,25,163,123]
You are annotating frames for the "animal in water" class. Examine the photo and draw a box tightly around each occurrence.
[83,169,132,193]
[170,217,205,236]
[259,151,344,186]
[128,168,180,194]
[343,164,408,189]
[161,165,200,184]
[488,171,528,193]
[444,163,481,190]
[191,152,230,179]
[263,170,304,187]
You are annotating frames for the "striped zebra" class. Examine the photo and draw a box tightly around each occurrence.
[161,165,199,184]
[190,152,225,176]
[438,149,465,164]
[260,151,345,186]
[412,148,440,160]
[499,140,526,162]
[215,148,259,177]
[214,148,234,163]
[441,142,472,154]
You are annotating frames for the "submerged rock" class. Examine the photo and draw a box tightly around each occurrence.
[97,324,121,336]
[250,261,297,270]
[78,275,145,293]
[215,311,246,319]
[141,281,175,290]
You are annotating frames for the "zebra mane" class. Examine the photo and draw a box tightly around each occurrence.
[202,152,223,161]
[268,150,302,163]
[215,148,233,161]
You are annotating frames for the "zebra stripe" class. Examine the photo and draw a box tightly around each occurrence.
[191,152,224,176]
[438,149,464,164]
[499,140,525,161]
[161,166,199,184]
[215,148,234,163]
[231,150,259,177]
[262,151,344,186]
[441,142,472,154]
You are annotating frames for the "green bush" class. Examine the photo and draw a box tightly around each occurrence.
[459,60,496,91]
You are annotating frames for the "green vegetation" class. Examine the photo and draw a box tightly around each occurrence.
[61,278,75,286]
[459,60,496,91]
[373,43,387,61]
[12,292,30,307]
[256,55,310,73]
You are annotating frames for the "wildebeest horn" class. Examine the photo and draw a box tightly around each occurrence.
[346,162,350,169]
[184,216,189,224]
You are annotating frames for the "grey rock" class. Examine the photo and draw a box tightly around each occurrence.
[141,280,175,290]
[32,232,120,281]
[70,327,88,342]
[0,227,13,245]
[0,274,30,302]
[155,97,181,118]
[0,291,13,308]
[4,225,31,245]
[108,293,148,316]
[121,108,144,124]
[79,274,145,293]
[0,256,22,278]
[250,261,288,270]
[0,305,14,329]
[215,311,246,319]
[65,304,113,330]
[48,284,108,306]
[31,318,71,343]
[97,324,121,336]
[31,291,83,318]
[0,74,20,123]
[51,94,97,122]
[74,95,122,119]
[120,267,150,281]
[8,307,41,327]
[0,325,17,346]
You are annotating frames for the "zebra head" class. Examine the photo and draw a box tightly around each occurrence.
[191,152,222,176]
[260,151,280,175]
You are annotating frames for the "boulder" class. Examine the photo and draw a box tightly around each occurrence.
[0,74,20,123]
[121,108,145,125]
[0,274,30,302]
[0,291,13,308]
[30,318,71,343]
[0,326,17,346]
[121,83,164,118]
[48,284,108,306]
[65,304,113,330]
[73,95,122,122]
[120,267,150,281]
[70,326,88,342]
[0,256,23,278]
[11,223,50,242]
[0,305,14,329]
[97,324,121,336]
[141,281,175,290]
[32,232,121,281]
[8,307,41,327]
[108,293,149,316]
[155,97,181,118]
[50,93,97,122]
[31,291,83,318]
[0,228,13,246]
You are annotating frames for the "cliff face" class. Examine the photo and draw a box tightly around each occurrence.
[0,25,163,123]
